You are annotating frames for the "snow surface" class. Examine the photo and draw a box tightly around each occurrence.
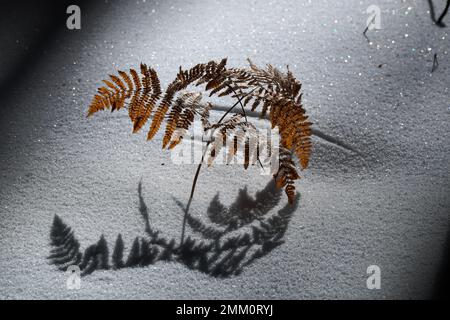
[0,0,449,299]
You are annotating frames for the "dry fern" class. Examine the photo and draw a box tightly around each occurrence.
[87,58,312,241]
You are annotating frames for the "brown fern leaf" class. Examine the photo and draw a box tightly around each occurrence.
[204,58,228,90]
[110,74,126,93]
[118,70,133,97]
[196,59,251,101]
[200,102,212,130]
[87,59,312,205]
[207,133,225,167]
[102,79,124,112]
[178,63,206,83]
[285,184,296,205]
[274,148,300,205]
[274,101,312,170]
[208,80,230,97]
[87,94,107,117]
[206,118,260,169]
[150,68,162,99]
[296,139,312,169]
[243,138,250,169]
[291,110,312,169]
[87,77,125,117]
[165,92,206,150]
[131,64,153,132]
[147,82,178,141]
[162,92,202,149]
[127,68,142,122]
[206,66,250,98]
[194,60,218,86]
[206,114,242,166]
[167,107,196,150]
[226,125,250,165]
[163,99,183,149]
[110,72,131,111]
[236,60,312,176]
[133,67,161,133]
[86,65,157,128]
[147,62,212,141]
[218,83,249,98]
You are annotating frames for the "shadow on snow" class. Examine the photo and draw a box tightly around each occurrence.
[48,180,299,278]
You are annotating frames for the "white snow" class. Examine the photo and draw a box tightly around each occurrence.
[0,0,449,299]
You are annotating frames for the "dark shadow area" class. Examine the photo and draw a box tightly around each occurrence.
[48,215,82,271]
[0,1,99,105]
[48,215,109,276]
[48,179,299,277]
[173,180,282,239]
[433,227,450,299]
[428,0,450,27]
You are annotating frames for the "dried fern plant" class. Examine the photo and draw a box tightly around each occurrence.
[87,58,312,245]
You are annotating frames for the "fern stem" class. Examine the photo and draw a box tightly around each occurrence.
[180,146,208,246]
[226,83,248,122]
[179,91,254,246]
[218,88,256,122]
[228,85,266,168]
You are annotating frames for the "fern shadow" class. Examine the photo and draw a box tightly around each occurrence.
[48,180,300,278]
[171,179,297,276]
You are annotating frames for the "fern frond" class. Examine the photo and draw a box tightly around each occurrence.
[131,64,152,132]
[163,92,202,149]
[167,105,196,150]
[274,148,299,205]
[118,71,133,97]
[206,114,243,166]
[162,96,184,149]
[87,58,312,204]
[147,62,210,141]
[206,118,260,169]
[109,74,126,93]
[127,68,142,122]
[201,102,212,129]
[133,66,161,133]
[226,134,242,164]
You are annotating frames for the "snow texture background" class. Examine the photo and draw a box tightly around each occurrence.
[0,0,449,299]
